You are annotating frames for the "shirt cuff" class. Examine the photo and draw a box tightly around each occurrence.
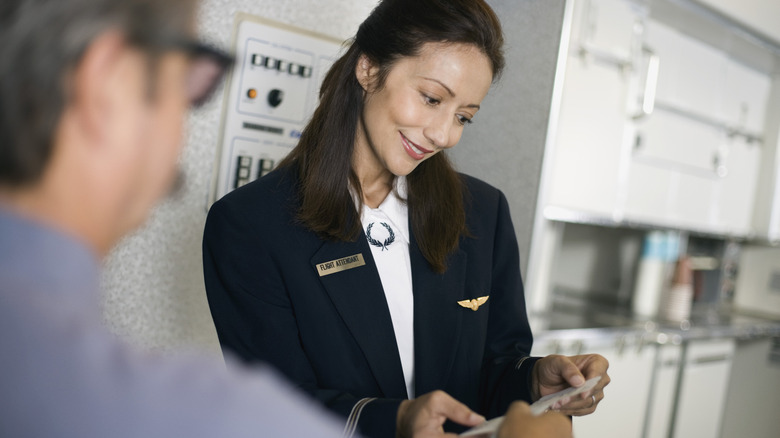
[515,356,542,403]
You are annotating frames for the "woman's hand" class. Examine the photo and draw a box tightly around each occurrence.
[498,401,572,438]
[532,354,610,416]
[396,390,485,438]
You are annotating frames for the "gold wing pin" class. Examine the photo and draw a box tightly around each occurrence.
[457,296,489,311]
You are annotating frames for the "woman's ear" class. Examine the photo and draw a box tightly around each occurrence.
[355,54,377,92]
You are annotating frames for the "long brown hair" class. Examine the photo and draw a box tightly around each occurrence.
[279,0,504,273]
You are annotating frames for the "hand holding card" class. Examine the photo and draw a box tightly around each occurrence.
[459,376,602,437]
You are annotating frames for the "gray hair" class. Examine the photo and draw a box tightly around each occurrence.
[0,0,197,187]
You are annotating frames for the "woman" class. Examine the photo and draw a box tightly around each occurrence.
[203,0,609,437]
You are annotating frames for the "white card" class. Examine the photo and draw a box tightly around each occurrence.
[529,375,602,416]
[459,376,602,437]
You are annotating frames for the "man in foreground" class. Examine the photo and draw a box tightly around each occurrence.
[0,0,572,437]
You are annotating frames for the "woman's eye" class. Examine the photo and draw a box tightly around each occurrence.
[423,94,440,106]
[457,115,473,126]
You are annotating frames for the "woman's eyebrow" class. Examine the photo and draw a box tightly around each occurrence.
[421,77,481,109]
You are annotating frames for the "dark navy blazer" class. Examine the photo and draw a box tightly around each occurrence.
[203,166,539,438]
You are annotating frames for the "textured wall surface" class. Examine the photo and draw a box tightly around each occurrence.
[100,0,565,354]
[101,0,380,354]
[452,0,565,278]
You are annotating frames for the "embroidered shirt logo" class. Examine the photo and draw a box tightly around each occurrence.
[366,222,395,251]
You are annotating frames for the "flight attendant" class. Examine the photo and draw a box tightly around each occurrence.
[203,1,609,437]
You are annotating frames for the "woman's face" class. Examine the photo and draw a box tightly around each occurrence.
[354,42,493,180]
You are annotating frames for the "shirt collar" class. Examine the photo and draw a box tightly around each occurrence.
[353,177,410,245]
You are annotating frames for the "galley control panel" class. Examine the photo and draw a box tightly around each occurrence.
[210,13,343,204]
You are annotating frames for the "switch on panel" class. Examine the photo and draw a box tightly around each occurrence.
[257,159,275,179]
[234,155,253,189]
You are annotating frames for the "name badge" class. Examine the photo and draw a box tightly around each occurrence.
[316,253,366,277]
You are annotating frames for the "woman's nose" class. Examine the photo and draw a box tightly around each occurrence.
[423,113,455,150]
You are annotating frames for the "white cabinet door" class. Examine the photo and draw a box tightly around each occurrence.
[620,17,769,235]
[716,61,768,235]
[633,111,721,172]
[546,0,645,218]
[645,20,726,122]
[548,58,632,216]
[672,338,736,438]
[644,343,682,438]
[624,112,720,229]
[546,0,769,235]
[570,0,644,57]
[749,75,780,242]
[714,137,762,235]
[721,338,780,438]
[572,340,655,438]
[723,60,771,134]
[533,334,656,438]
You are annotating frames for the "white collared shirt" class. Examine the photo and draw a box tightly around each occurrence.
[356,177,415,399]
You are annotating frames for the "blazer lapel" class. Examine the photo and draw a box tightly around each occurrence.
[410,230,467,396]
[311,237,408,399]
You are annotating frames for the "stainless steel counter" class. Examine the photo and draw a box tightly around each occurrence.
[530,302,780,345]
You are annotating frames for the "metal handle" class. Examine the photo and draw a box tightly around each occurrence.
[691,354,731,365]
[578,42,633,69]
[633,47,659,120]
[713,149,728,178]
[636,336,648,354]
[615,336,627,356]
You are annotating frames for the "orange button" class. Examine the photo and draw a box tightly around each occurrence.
[247,89,257,99]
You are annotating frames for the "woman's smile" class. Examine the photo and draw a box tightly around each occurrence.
[401,133,432,160]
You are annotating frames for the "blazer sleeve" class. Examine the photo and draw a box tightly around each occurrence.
[476,188,542,417]
[202,197,401,438]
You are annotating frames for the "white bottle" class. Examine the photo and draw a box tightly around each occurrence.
[632,231,667,318]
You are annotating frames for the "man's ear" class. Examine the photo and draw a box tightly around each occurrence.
[67,30,131,146]
[355,54,379,93]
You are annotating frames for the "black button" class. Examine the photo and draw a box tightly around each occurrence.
[268,89,284,108]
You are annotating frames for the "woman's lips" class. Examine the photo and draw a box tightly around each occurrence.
[401,133,432,160]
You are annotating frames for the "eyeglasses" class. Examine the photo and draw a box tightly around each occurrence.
[149,38,235,108]
[177,40,234,108]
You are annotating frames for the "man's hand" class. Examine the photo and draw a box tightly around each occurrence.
[532,354,610,416]
[498,401,572,438]
[396,390,485,438]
